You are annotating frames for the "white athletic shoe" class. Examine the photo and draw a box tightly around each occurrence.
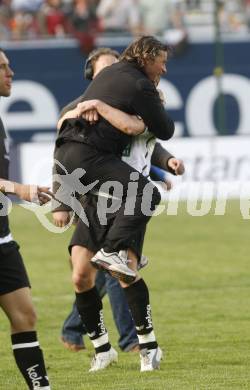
[91,249,136,284]
[140,347,163,372]
[89,347,118,372]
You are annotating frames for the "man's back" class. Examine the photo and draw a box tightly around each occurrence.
[84,60,143,110]
[80,61,145,155]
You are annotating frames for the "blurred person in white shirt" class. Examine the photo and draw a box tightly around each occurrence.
[97,0,140,35]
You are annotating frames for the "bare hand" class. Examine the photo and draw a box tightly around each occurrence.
[76,101,100,124]
[15,184,53,204]
[53,211,71,227]
[82,109,99,124]
[37,186,54,204]
[76,100,99,114]
[168,158,185,175]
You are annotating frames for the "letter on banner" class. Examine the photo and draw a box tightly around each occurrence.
[0,80,59,130]
[186,74,250,136]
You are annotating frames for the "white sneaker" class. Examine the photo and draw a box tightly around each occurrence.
[91,249,136,284]
[89,347,118,372]
[140,347,163,372]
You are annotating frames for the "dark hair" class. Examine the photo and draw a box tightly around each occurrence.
[84,47,120,80]
[120,36,170,68]
[88,47,119,65]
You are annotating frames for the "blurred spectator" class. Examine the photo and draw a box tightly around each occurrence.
[96,0,140,35]
[10,0,41,40]
[186,0,200,10]
[11,0,43,12]
[10,10,39,39]
[244,0,250,31]
[0,0,249,41]
[0,2,11,40]
[217,0,248,33]
[138,0,186,35]
[37,0,68,37]
[66,0,99,53]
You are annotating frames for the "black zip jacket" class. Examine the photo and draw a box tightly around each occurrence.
[56,60,175,156]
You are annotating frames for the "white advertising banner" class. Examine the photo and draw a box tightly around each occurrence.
[19,136,250,201]
[160,136,250,201]
[20,142,54,186]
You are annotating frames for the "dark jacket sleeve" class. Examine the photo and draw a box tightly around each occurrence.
[151,142,176,175]
[132,79,175,140]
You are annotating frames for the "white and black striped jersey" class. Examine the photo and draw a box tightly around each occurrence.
[122,130,156,178]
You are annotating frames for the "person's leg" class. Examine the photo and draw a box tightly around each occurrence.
[56,143,160,279]
[120,250,162,371]
[86,154,161,253]
[84,154,161,283]
[61,301,86,351]
[95,270,107,299]
[71,244,117,371]
[0,288,50,389]
[61,271,107,352]
[0,241,50,388]
[104,272,138,352]
[60,254,86,351]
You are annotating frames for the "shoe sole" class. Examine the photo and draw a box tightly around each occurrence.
[91,259,136,284]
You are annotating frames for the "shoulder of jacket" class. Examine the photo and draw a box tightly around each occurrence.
[135,78,155,92]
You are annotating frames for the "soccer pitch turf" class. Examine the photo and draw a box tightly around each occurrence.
[0,202,250,389]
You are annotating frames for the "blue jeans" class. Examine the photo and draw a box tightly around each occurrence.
[61,271,138,351]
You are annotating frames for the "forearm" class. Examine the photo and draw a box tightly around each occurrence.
[0,179,18,194]
[96,100,144,135]
[0,180,52,204]
[151,142,174,173]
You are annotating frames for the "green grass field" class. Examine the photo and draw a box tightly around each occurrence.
[0,201,250,390]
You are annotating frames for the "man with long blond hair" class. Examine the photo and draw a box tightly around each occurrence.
[54,36,175,371]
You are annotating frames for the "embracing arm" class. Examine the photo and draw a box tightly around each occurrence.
[58,99,146,135]
[76,99,145,135]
